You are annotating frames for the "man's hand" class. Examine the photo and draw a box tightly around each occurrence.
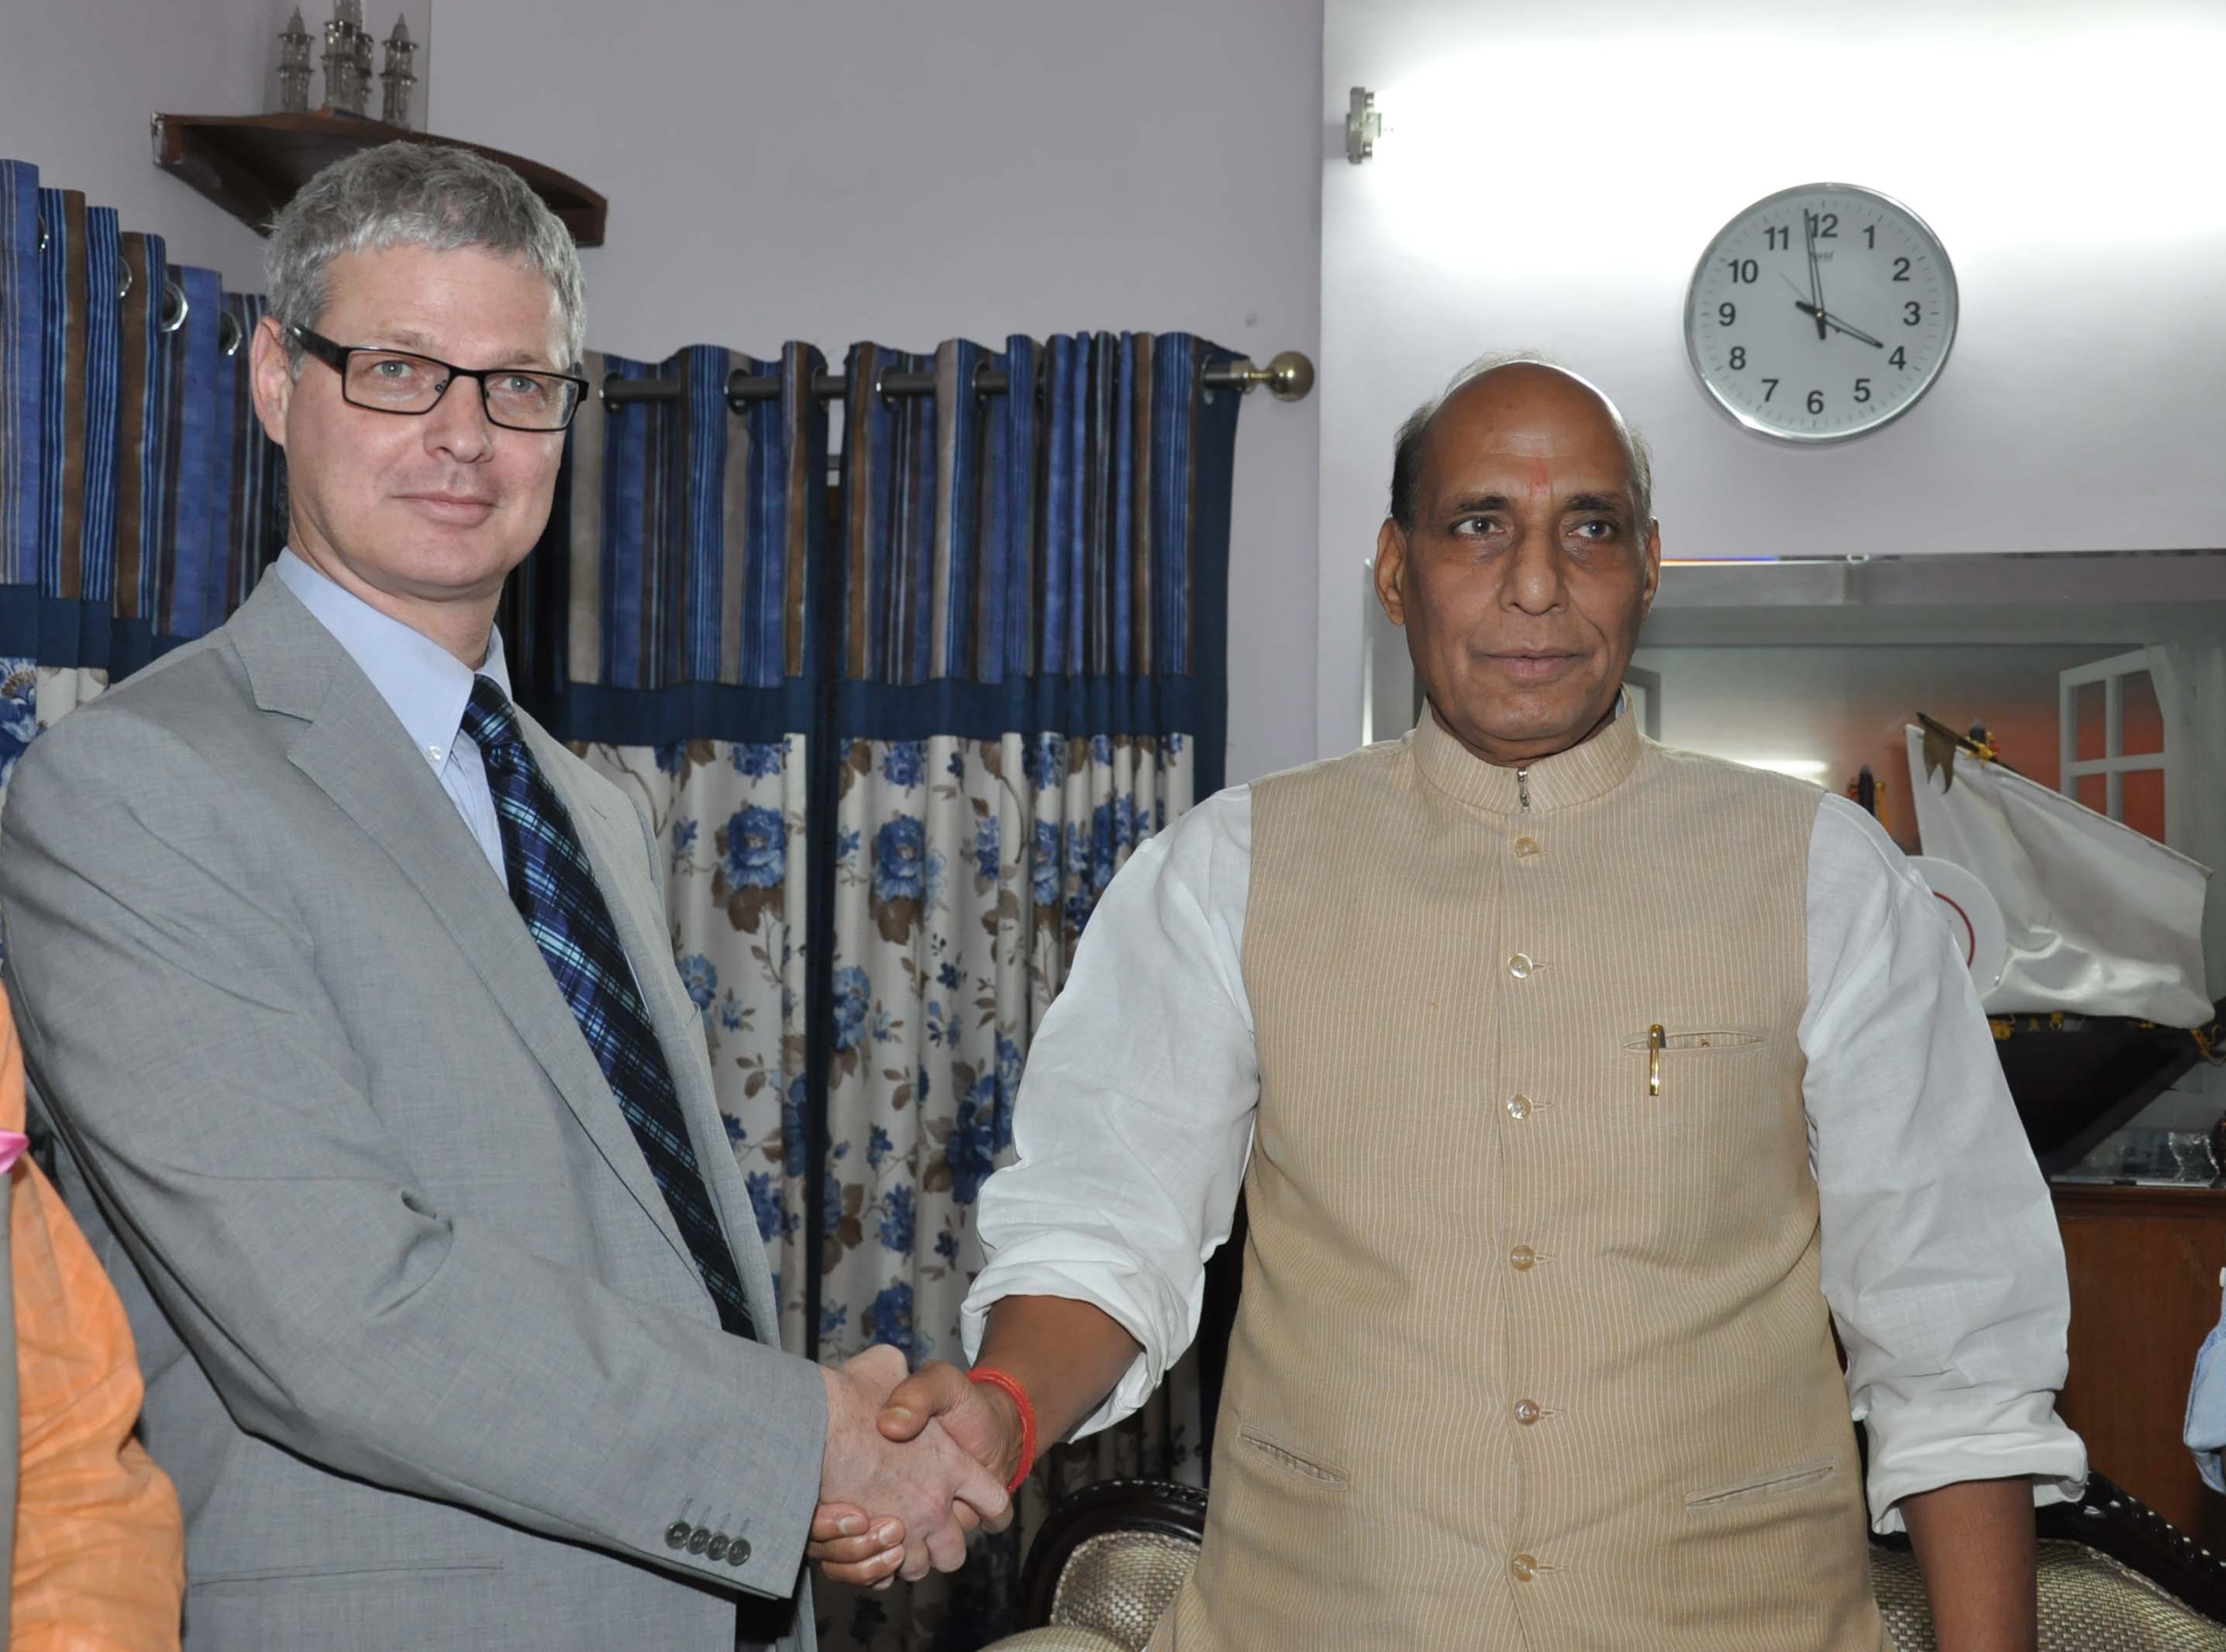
[808,1360,1028,1587]
[811,1297,1139,1588]
[817,1347,1011,1586]
[881,1361,1028,1481]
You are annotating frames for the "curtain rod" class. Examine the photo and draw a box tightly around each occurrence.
[598,349,1315,414]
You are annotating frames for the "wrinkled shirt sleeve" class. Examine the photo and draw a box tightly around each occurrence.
[1803,795,2088,1533]
[961,786,1257,1437]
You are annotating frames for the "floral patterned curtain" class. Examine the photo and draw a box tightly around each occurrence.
[808,334,1237,1651]
[514,340,832,1353]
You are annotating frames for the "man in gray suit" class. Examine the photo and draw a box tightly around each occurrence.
[0,143,1001,1650]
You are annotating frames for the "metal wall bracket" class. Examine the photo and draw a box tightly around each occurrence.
[1346,88,1381,165]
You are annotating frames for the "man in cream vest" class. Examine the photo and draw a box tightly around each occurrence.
[810,360,2086,1650]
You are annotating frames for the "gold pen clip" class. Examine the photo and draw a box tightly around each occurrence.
[1647,1024,1665,1097]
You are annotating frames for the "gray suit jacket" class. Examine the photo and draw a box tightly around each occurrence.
[0,574,824,1651]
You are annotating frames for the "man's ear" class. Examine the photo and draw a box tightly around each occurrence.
[249,315,295,450]
[1373,518,1410,628]
[1638,518,1663,617]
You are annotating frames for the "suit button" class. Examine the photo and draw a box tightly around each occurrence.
[1511,1552,1539,1581]
[664,1520,691,1550]
[706,1534,729,1561]
[1508,953,1534,979]
[1506,1095,1531,1121]
[1514,1399,1542,1426]
[687,1526,711,1555]
[728,1538,752,1567]
[1511,1245,1536,1271]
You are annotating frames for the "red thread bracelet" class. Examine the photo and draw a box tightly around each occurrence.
[967,1367,1038,1493]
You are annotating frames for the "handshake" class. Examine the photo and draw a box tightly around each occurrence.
[812,1345,1028,1588]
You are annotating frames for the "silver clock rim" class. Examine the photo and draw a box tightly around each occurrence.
[1682,181,1960,446]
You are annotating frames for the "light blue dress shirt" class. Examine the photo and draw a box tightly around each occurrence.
[2187,1279,2226,1493]
[274,549,512,881]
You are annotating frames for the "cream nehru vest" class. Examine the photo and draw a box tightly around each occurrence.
[1153,708,1883,1652]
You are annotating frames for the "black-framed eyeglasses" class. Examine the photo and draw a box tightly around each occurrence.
[291,324,587,432]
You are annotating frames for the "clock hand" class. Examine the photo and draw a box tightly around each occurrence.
[1822,312,1887,350]
[1804,210,1827,341]
[1794,301,1887,349]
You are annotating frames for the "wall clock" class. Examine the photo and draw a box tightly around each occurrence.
[1684,183,1958,442]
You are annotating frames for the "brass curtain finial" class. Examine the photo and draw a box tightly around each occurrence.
[1223,350,1316,402]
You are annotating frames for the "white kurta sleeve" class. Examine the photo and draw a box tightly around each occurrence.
[1803,793,2088,1533]
[960,786,1258,1437]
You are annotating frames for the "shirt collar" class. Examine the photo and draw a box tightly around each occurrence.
[1411,691,1642,815]
[274,549,510,767]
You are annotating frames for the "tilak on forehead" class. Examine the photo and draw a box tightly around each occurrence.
[1438,422,1607,500]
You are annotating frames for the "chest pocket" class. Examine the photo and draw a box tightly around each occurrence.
[1620,1025,1767,1102]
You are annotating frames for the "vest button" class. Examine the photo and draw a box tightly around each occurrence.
[1514,1398,1542,1425]
[1510,1244,1536,1270]
[1508,953,1534,979]
[1511,1552,1539,1581]
[1506,1095,1531,1120]
[1514,836,1540,859]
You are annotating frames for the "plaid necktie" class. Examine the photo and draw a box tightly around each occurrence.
[463,677,756,1340]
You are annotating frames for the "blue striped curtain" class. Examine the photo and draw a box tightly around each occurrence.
[0,158,280,838]
[808,332,1238,1652]
[514,342,833,1354]
[543,332,1239,1652]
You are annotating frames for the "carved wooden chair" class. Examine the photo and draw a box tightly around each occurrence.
[982,1471,2226,1651]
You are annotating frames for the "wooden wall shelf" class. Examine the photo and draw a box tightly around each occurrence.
[151,112,605,247]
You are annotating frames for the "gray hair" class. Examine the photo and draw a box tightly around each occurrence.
[1387,351,1652,531]
[265,141,587,372]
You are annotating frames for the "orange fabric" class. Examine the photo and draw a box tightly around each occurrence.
[2,989,184,1650]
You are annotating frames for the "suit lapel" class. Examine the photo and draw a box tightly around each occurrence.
[535,736,784,1344]
[229,579,699,1285]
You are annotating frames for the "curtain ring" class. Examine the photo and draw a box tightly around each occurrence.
[116,262,134,302]
[36,214,48,253]
[159,280,189,334]
[219,312,243,357]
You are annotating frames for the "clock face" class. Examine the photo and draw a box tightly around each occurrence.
[1684,184,1958,442]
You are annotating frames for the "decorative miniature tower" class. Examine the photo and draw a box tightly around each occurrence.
[277,9,314,114]
[379,17,418,129]
[320,9,351,112]
[322,1,370,115]
[350,3,376,114]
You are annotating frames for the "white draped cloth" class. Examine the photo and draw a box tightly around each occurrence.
[1904,725,2212,1027]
